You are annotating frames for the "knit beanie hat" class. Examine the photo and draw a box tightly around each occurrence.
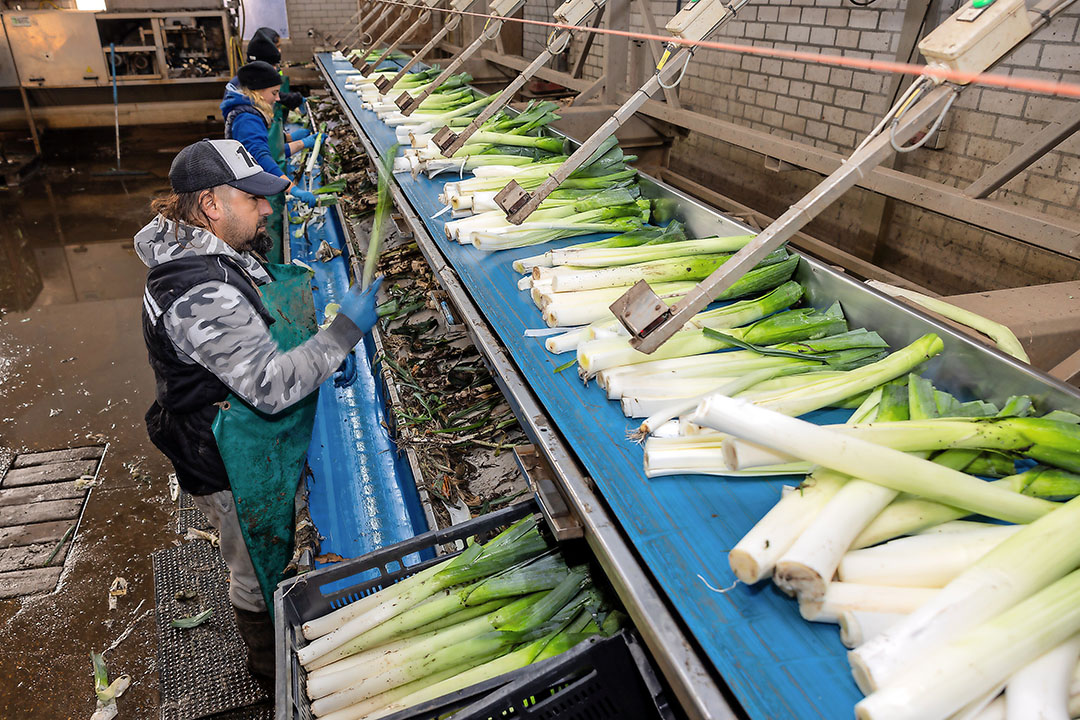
[237,61,281,91]
[247,27,282,65]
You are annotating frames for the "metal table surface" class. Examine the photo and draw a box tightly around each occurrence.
[315,51,1080,720]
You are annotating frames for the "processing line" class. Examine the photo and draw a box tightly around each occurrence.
[311,45,1080,719]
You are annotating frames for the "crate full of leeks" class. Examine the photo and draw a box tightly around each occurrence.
[274,499,672,720]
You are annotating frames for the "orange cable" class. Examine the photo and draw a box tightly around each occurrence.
[367,0,1080,98]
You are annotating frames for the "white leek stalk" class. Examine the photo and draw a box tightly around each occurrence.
[774,477,906,606]
[854,569,1080,720]
[840,611,907,649]
[303,565,442,640]
[687,395,1055,525]
[544,235,754,267]
[1004,635,1080,720]
[727,471,848,584]
[849,492,1080,694]
[803,583,937,623]
[837,525,1022,588]
[866,280,1029,363]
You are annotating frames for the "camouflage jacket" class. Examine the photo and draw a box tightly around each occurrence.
[135,214,360,414]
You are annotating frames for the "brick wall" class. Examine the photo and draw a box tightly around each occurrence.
[520,0,1080,293]
[280,0,361,62]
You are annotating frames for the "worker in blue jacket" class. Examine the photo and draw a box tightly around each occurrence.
[222,61,321,263]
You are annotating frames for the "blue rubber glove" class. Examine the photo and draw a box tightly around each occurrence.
[290,188,318,206]
[334,351,358,388]
[301,132,322,149]
[337,276,384,334]
[291,127,312,142]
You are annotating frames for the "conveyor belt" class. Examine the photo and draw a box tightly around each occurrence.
[315,51,1080,720]
[283,156,431,574]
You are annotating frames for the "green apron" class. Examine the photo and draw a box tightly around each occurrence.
[265,107,287,265]
[212,263,318,612]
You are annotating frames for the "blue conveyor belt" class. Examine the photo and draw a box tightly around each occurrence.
[285,156,431,580]
[317,53,865,718]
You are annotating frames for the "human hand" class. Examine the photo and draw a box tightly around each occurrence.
[337,276,384,334]
[301,132,323,149]
[291,127,311,142]
[289,188,318,206]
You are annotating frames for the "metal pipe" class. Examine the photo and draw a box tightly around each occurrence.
[110,43,121,171]
[353,5,418,66]
[374,18,460,94]
[494,45,692,223]
[361,8,432,76]
[431,39,560,154]
[624,85,958,354]
[395,19,504,115]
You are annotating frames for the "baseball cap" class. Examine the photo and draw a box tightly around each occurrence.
[169,139,290,197]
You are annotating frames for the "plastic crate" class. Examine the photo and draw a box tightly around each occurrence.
[274,499,674,720]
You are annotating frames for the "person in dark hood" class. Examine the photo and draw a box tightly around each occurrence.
[246,27,282,65]
[245,27,304,111]
[220,61,319,206]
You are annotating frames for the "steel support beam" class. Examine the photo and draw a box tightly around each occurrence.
[602,0,629,104]
[634,0,680,109]
[572,5,604,78]
[964,106,1080,199]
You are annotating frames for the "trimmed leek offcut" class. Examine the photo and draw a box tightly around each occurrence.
[867,280,1030,363]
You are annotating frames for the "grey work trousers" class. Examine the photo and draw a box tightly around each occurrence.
[190,490,267,613]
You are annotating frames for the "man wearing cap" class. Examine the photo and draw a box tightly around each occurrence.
[135,138,382,690]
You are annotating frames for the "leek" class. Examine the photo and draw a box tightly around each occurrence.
[855,569,1080,720]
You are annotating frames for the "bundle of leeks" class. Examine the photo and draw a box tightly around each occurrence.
[398,101,568,177]
[345,65,444,95]
[296,516,623,720]
[686,377,1080,720]
[440,135,637,213]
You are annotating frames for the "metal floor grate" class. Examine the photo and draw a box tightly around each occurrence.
[153,540,269,720]
[176,489,212,535]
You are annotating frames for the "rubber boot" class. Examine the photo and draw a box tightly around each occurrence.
[233,607,276,695]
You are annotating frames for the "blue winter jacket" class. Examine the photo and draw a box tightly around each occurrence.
[220,79,290,177]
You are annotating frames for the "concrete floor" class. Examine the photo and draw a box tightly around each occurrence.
[0,123,222,719]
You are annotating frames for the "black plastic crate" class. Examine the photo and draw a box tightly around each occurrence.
[274,499,673,720]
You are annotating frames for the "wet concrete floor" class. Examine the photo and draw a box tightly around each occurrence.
[0,123,223,719]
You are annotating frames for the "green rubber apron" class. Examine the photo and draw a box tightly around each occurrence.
[212,263,318,612]
[265,98,288,265]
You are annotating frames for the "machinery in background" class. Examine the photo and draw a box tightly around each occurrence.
[1,9,232,88]
[0,6,234,133]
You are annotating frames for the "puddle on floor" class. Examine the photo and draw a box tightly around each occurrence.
[0,123,220,314]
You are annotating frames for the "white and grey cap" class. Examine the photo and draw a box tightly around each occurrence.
[169,139,290,197]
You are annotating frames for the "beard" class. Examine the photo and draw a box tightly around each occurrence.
[248,227,274,257]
